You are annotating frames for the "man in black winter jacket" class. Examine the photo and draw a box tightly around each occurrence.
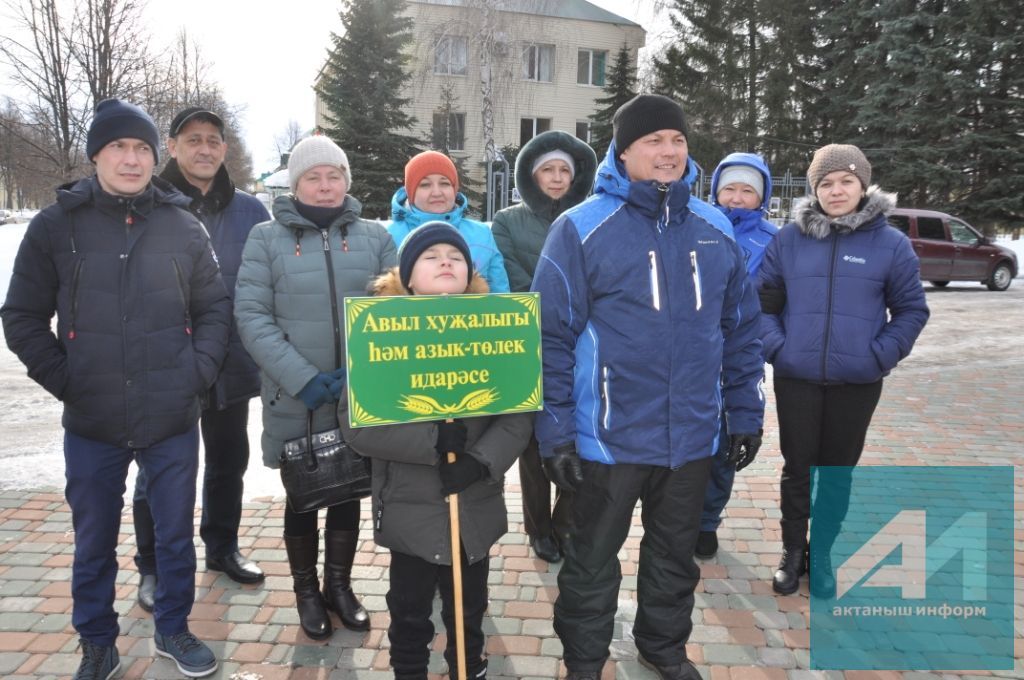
[1,99,230,680]
[130,108,271,607]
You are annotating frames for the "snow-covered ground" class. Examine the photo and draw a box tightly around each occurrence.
[0,221,1021,499]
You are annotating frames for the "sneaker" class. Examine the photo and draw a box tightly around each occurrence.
[694,530,718,559]
[74,639,120,680]
[154,630,217,677]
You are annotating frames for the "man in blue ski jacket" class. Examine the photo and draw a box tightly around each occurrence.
[531,94,765,680]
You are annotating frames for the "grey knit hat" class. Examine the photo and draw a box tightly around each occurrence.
[807,144,871,190]
[288,136,351,191]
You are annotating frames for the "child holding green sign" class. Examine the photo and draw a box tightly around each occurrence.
[339,222,533,680]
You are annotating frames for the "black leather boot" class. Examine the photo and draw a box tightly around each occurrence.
[773,520,808,595]
[284,532,332,640]
[809,542,837,599]
[322,529,370,631]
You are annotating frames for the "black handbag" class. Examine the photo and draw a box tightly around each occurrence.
[279,411,371,514]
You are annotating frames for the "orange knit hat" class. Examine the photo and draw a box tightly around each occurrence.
[404,150,459,198]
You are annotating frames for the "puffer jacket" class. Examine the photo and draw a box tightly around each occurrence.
[234,194,397,467]
[491,131,598,292]
[758,188,929,384]
[531,141,763,467]
[161,159,270,409]
[1,175,231,448]
[710,152,779,277]
[387,188,510,292]
[338,269,532,565]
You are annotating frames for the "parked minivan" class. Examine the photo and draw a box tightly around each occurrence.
[889,208,1018,291]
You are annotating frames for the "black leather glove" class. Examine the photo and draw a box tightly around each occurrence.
[439,454,487,495]
[542,443,584,492]
[758,286,786,315]
[435,420,467,458]
[726,431,762,471]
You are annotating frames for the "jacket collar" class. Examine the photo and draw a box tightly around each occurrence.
[594,140,693,220]
[390,186,469,228]
[159,158,235,216]
[793,186,897,239]
[56,175,190,217]
[272,193,362,232]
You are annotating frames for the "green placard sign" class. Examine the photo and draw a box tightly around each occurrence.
[344,293,542,427]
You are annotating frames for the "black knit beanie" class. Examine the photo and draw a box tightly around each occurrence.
[398,222,474,293]
[87,98,160,163]
[613,94,689,154]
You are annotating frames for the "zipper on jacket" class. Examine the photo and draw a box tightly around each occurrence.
[656,184,670,232]
[375,461,393,532]
[648,250,661,311]
[601,366,612,429]
[68,257,85,339]
[690,251,703,311]
[821,232,840,381]
[321,228,344,369]
[171,258,193,335]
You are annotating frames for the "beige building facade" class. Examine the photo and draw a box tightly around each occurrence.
[315,0,644,185]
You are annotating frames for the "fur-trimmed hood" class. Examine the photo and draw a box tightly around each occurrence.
[515,131,597,221]
[793,186,898,239]
[371,266,490,297]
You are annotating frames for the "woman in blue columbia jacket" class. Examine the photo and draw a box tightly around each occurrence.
[758,144,929,597]
[387,150,509,292]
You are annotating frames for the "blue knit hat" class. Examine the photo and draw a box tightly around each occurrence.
[87,98,160,163]
[398,222,474,292]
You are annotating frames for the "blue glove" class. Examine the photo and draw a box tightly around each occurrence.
[297,373,335,411]
[327,367,347,399]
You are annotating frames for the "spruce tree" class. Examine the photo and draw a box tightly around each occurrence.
[589,44,637,156]
[318,0,421,218]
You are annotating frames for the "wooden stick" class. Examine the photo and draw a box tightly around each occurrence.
[447,449,467,680]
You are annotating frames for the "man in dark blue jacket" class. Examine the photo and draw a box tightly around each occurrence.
[531,95,765,680]
[131,108,271,608]
[1,99,230,679]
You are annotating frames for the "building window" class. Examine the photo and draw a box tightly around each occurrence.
[577,49,607,86]
[575,121,592,143]
[522,43,554,82]
[520,117,551,146]
[434,36,468,76]
[432,112,466,152]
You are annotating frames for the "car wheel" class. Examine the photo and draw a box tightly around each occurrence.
[986,262,1013,291]
[930,281,950,288]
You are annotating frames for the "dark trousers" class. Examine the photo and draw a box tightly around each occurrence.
[774,377,883,544]
[700,418,734,531]
[387,550,489,679]
[66,426,199,645]
[134,401,250,572]
[555,457,711,672]
[519,434,574,544]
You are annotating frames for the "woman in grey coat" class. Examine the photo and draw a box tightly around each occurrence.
[235,136,396,640]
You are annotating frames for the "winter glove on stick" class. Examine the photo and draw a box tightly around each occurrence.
[439,454,488,495]
[297,373,335,411]
[758,286,786,315]
[543,443,584,492]
[727,431,762,471]
[435,420,468,458]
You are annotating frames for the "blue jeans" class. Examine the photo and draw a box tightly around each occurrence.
[135,401,250,572]
[65,426,199,645]
[700,418,734,532]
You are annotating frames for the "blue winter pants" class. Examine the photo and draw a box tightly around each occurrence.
[65,426,199,645]
[700,418,734,531]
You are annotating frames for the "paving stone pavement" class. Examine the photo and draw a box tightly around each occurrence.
[1,319,1022,678]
